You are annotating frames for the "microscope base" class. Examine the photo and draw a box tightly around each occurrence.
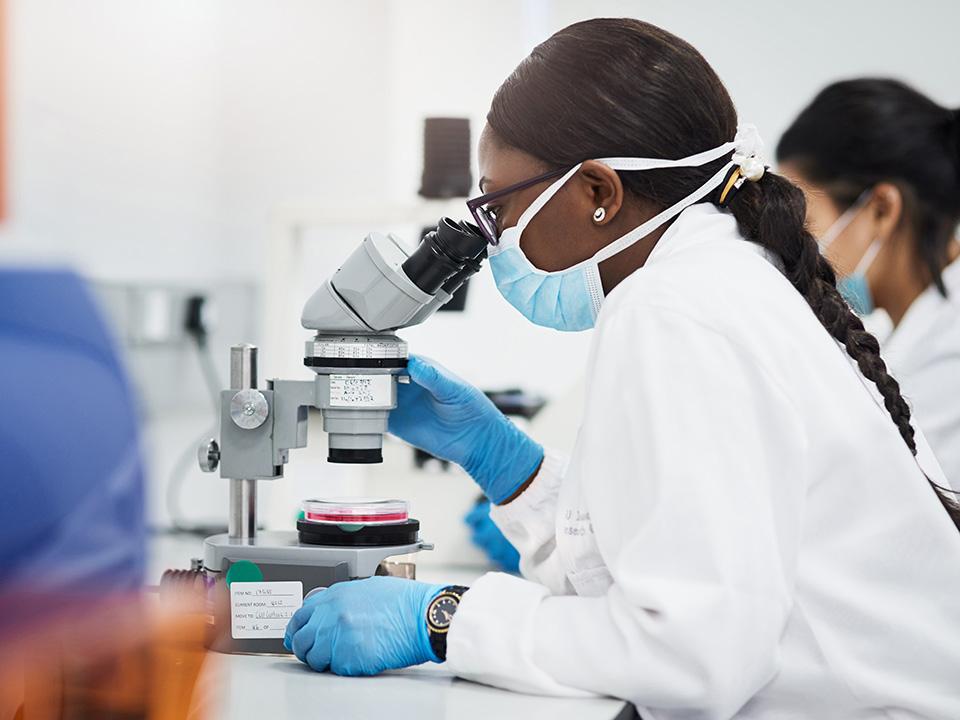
[200,530,431,655]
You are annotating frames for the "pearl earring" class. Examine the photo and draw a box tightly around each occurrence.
[593,207,606,223]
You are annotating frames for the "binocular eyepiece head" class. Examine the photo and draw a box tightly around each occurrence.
[401,218,487,295]
[297,216,490,465]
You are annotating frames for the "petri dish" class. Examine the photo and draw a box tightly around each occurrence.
[301,497,409,525]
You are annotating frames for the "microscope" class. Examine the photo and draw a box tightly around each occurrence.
[164,218,487,654]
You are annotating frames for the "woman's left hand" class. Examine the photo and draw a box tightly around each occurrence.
[284,576,445,675]
[465,499,521,573]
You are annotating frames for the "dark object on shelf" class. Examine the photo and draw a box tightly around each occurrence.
[419,117,472,199]
[484,388,548,420]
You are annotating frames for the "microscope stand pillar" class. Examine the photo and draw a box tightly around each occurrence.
[228,344,258,541]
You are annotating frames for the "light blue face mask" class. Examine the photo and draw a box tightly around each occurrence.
[818,190,882,316]
[838,273,875,315]
[487,125,765,332]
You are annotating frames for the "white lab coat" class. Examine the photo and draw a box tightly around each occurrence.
[445,204,960,719]
[878,256,960,489]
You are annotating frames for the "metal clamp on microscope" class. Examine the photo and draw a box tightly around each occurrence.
[164,218,487,654]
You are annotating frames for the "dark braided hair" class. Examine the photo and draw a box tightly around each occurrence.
[487,17,960,529]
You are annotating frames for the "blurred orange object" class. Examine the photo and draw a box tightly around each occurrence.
[0,591,212,720]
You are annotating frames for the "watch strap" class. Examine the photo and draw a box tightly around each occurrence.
[427,585,469,662]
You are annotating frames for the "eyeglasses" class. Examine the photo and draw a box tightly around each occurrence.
[466,166,572,245]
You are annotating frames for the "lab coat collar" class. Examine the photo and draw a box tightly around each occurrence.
[601,202,759,314]
[643,202,742,267]
[883,254,960,364]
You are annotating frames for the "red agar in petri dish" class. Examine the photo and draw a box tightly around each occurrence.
[302,498,409,525]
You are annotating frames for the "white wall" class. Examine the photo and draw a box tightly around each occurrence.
[4,0,958,280]
[0,1,225,279]
[541,1,960,149]
[215,1,399,278]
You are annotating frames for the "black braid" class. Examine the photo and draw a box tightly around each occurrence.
[726,174,960,529]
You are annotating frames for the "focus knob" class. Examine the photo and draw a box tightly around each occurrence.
[229,389,270,430]
[198,438,220,473]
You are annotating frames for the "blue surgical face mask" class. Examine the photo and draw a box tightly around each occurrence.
[837,273,874,315]
[818,190,881,316]
[487,126,765,331]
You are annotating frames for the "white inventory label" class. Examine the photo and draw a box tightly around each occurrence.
[230,581,303,639]
[328,374,392,408]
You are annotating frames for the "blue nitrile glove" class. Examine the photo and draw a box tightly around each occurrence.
[465,499,521,573]
[388,355,544,504]
[284,576,445,676]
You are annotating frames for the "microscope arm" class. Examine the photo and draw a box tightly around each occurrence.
[215,372,399,480]
[216,378,315,481]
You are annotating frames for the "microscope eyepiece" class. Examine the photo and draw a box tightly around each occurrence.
[401,218,487,294]
[434,217,487,261]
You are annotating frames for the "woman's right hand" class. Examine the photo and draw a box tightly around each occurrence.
[388,356,543,504]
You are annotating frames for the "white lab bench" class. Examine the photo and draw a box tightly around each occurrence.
[150,533,634,720]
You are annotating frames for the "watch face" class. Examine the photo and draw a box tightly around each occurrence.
[428,595,459,630]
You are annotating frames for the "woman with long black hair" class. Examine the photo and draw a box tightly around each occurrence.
[286,19,960,718]
[778,78,960,487]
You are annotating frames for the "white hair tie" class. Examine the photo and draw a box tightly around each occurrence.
[732,123,766,182]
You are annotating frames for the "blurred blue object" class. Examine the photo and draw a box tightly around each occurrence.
[464,499,520,573]
[0,269,145,592]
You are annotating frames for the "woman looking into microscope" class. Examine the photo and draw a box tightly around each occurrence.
[286,18,960,719]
